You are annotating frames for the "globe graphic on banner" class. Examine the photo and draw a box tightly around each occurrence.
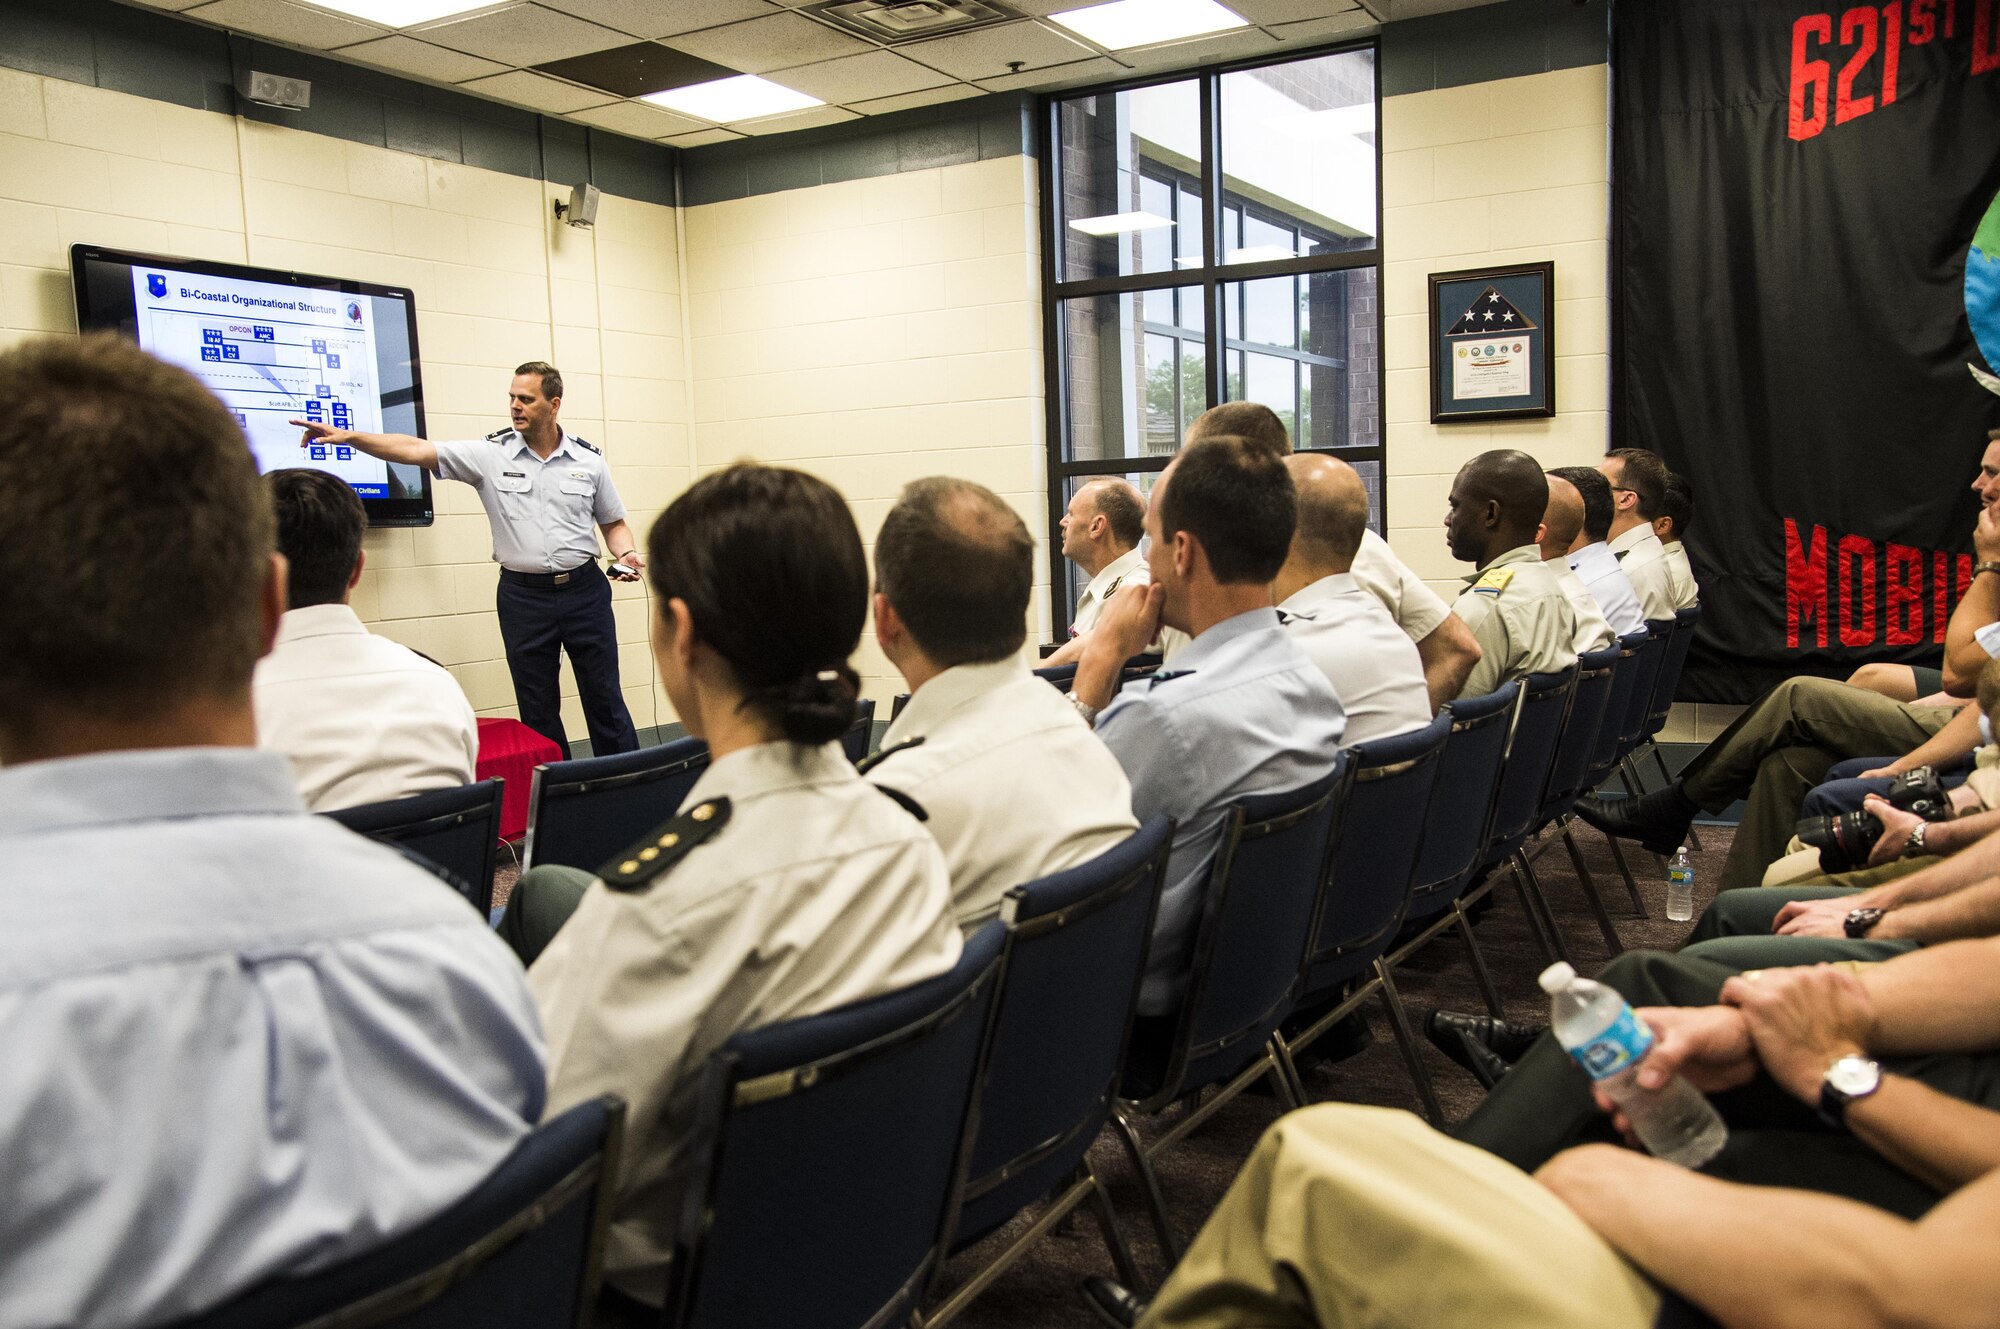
[1971,184,2000,389]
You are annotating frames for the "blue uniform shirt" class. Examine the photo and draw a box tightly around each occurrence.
[0,748,547,1329]
[1096,608,1347,1014]
[434,427,627,572]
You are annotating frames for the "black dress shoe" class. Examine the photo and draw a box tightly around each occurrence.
[1081,1276,1148,1328]
[1573,783,1700,856]
[1425,1011,1545,1090]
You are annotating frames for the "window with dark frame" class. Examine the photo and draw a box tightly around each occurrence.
[1040,42,1383,639]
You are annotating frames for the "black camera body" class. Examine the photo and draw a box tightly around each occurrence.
[1795,767,1954,874]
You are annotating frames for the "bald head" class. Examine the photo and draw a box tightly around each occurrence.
[1446,449,1550,566]
[1285,453,1371,570]
[1539,473,1585,560]
[1187,402,1290,459]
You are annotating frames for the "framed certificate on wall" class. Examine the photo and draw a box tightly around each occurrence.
[1428,261,1555,423]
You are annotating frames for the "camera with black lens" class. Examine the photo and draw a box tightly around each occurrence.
[1795,766,1954,873]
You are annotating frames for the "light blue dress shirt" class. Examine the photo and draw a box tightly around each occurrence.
[0,748,546,1329]
[1096,609,1346,1014]
[433,427,627,572]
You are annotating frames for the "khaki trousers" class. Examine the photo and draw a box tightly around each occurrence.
[1139,1105,1661,1329]
[1674,678,1952,891]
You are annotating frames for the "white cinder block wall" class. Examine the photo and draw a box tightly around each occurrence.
[0,67,687,742]
[684,155,1047,711]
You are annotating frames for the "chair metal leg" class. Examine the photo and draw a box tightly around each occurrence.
[1081,1161,1143,1291]
[1108,1107,1180,1263]
[1618,760,1642,798]
[1560,823,1625,956]
[1268,1037,1308,1109]
[1603,832,1650,916]
[1512,853,1570,966]
[1451,901,1505,1017]
[1373,959,1443,1125]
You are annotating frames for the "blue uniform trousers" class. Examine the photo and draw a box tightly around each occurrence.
[495,561,637,760]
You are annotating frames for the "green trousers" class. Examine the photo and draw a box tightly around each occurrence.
[1453,948,1985,1219]
[495,864,595,967]
[1679,885,1919,968]
[1675,679,1953,891]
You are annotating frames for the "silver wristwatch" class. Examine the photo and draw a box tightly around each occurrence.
[1902,822,1929,858]
[1817,1054,1882,1131]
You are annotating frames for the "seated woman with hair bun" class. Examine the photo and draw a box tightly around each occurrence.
[502,462,962,1314]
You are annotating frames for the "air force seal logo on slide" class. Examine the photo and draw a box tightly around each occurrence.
[146,273,166,299]
[1970,185,2000,398]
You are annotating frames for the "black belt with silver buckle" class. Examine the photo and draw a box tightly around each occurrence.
[500,563,597,588]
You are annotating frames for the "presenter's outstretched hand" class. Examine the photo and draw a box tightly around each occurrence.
[290,418,354,449]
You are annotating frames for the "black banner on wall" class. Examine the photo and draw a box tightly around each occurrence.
[1613,0,2000,701]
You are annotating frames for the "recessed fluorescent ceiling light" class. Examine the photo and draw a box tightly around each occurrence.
[305,0,498,24]
[1069,210,1175,235]
[643,75,822,123]
[1049,0,1248,50]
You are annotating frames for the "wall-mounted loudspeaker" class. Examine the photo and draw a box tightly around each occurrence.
[235,70,312,110]
[555,183,601,230]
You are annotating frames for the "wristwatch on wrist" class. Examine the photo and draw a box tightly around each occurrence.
[1817,1054,1882,1131]
[1974,561,2000,579]
[1903,822,1929,858]
[1844,906,1885,938]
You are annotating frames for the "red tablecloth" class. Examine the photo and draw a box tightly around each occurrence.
[476,718,563,842]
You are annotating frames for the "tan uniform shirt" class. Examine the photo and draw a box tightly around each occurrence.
[1350,527,1452,644]
[1550,560,1617,655]
[529,741,961,1306]
[867,658,1138,926]
[1663,539,1699,609]
[1609,524,1678,621]
[1276,573,1433,744]
[1451,544,1579,699]
[1072,547,1144,637]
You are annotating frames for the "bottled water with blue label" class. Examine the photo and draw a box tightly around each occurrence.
[1666,845,1696,922]
[1540,962,1727,1168]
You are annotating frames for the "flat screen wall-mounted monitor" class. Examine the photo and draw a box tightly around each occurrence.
[71,244,435,527]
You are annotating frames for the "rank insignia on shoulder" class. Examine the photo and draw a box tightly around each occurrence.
[855,735,925,776]
[485,426,514,442]
[1148,668,1194,686]
[600,797,732,892]
[873,784,929,821]
[572,436,601,454]
[1473,567,1515,595]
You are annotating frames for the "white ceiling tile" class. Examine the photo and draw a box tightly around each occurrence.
[534,0,780,38]
[333,34,511,82]
[973,54,1125,92]
[1224,0,1361,22]
[459,69,619,112]
[664,126,747,147]
[185,0,389,48]
[1114,23,1281,70]
[773,50,953,103]
[414,3,634,62]
[846,82,984,115]
[1267,11,1377,44]
[664,11,875,73]
[568,100,711,137]
[735,104,860,134]
[899,18,1099,80]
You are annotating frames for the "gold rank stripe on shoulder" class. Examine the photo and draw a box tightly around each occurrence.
[854,735,925,776]
[600,796,732,893]
[1473,566,1516,595]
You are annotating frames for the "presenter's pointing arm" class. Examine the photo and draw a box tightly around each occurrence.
[289,418,437,470]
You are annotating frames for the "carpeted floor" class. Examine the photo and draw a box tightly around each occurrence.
[489,801,1733,1326]
[935,820,1734,1328]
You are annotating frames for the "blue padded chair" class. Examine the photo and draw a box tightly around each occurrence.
[325,779,504,915]
[892,692,912,722]
[1032,663,1078,694]
[663,923,1008,1329]
[1276,713,1451,1122]
[1471,668,1577,966]
[1520,644,1627,956]
[1385,682,1521,1019]
[173,1096,624,1329]
[1631,605,1706,846]
[1109,756,1354,1260]
[840,696,878,764]
[522,736,709,873]
[924,818,1175,1328]
[1580,626,1670,915]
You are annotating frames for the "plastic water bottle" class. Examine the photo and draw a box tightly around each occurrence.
[1541,962,1727,1168]
[1666,845,1695,922]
